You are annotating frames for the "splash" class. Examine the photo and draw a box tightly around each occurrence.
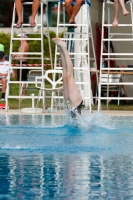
[66,110,115,130]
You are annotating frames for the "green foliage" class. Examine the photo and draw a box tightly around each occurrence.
[0,31,60,66]
[0,32,11,55]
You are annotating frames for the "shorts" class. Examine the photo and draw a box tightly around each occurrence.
[22,0,33,2]
[0,77,6,80]
[17,61,29,81]
[111,0,129,3]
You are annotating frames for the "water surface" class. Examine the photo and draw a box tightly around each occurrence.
[0,114,133,199]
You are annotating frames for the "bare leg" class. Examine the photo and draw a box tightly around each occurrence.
[22,83,27,96]
[112,0,120,26]
[52,37,82,108]
[69,0,83,23]
[30,0,40,26]
[65,0,73,19]
[119,0,129,16]
[1,78,6,93]
[58,48,69,101]
[15,0,23,27]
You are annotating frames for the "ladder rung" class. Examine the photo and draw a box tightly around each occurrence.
[10,67,43,69]
[56,52,89,55]
[23,2,47,5]
[58,24,88,27]
[101,71,133,75]
[11,57,50,60]
[52,96,64,99]
[101,68,133,70]
[100,82,133,85]
[12,38,42,41]
[12,52,42,55]
[104,58,133,60]
[103,24,133,27]
[103,39,133,41]
[53,96,91,99]
[13,23,41,27]
[102,53,133,56]
[7,95,52,99]
[100,97,133,100]
[110,33,133,36]
[75,82,90,84]
[9,81,42,84]
[60,38,88,41]
[7,96,42,99]
[65,32,90,35]
[55,67,91,70]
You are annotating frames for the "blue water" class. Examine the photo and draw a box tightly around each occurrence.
[0,113,133,199]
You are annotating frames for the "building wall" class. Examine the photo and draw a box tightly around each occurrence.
[90,0,101,46]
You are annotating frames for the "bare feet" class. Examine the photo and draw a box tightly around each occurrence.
[30,22,36,27]
[52,36,66,48]
[16,21,23,28]
[112,19,118,27]
[30,17,36,27]
[123,9,129,16]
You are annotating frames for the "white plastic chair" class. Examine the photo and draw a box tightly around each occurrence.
[35,69,63,111]
[101,73,121,105]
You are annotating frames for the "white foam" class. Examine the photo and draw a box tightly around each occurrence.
[66,111,115,130]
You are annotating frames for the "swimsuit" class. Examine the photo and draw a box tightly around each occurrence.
[67,99,83,119]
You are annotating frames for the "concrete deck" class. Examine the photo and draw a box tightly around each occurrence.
[0,109,133,116]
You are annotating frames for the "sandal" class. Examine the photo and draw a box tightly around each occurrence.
[16,22,23,28]
[30,22,36,27]
[69,22,77,29]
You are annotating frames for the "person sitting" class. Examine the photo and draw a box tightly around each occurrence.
[0,44,13,101]
[15,0,40,28]
[12,33,29,96]
[64,0,84,28]
[52,36,83,118]
[111,0,129,26]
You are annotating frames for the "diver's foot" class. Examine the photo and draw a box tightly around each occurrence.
[52,36,66,48]
[71,100,83,119]
[123,9,129,16]
[112,19,118,27]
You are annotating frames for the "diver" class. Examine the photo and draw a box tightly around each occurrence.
[52,37,83,118]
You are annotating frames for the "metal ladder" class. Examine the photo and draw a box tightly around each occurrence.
[6,0,52,111]
[51,0,98,112]
[98,0,133,112]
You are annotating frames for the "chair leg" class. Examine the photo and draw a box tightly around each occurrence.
[42,90,45,112]
[118,87,120,105]
[36,89,41,112]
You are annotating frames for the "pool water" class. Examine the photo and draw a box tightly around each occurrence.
[0,113,133,199]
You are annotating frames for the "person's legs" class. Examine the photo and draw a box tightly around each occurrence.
[64,0,73,19]
[21,68,28,96]
[119,0,129,15]
[112,0,120,26]
[30,0,40,27]
[58,48,69,101]
[69,0,83,23]
[52,37,82,108]
[0,78,6,99]
[15,0,23,28]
